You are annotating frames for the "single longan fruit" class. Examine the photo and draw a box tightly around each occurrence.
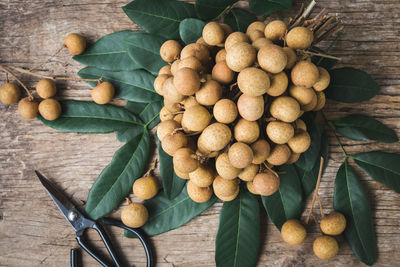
[295,119,307,131]
[181,43,210,64]
[287,152,301,164]
[203,22,225,46]
[301,93,317,111]
[212,61,235,84]
[225,32,249,52]
[238,164,259,182]
[157,120,180,142]
[246,21,266,35]
[36,79,56,99]
[213,99,238,124]
[314,91,326,111]
[163,77,185,103]
[65,33,86,55]
[237,94,264,121]
[182,105,211,132]
[220,23,233,38]
[266,121,295,144]
[213,176,239,197]
[258,44,287,74]
[266,72,288,97]
[289,85,316,105]
[253,171,280,196]
[226,42,256,72]
[92,82,115,104]
[291,61,319,88]
[195,80,223,106]
[18,97,39,119]
[39,99,62,121]
[189,164,214,187]
[281,219,307,245]
[196,37,212,48]
[238,67,270,96]
[251,139,271,164]
[174,113,183,124]
[313,67,331,91]
[121,203,148,228]
[215,49,227,63]
[215,186,239,202]
[283,47,297,70]
[164,99,182,114]
[174,165,190,180]
[234,118,260,144]
[288,130,311,153]
[182,96,199,109]
[228,142,254,169]
[170,59,181,75]
[173,67,200,96]
[320,211,347,236]
[160,40,182,63]
[154,74,169,95]
[133,176,159,200]
[0,83,20,104]
[266,144,291,166]
[159,65,172,76]
[179,56,203,73]
[264,20,287,42]
[198,123,231,152]
[248,30,264,42]
[187,181,213,203]
[252,38,272,51]
[161,132,188,156]
[270,96,301,123]
[313,236,339,260]
[215,152,241,180]
[173,147,199,173]
[160,106,174,121]
[247,181,259,195]
[286,27,314,50]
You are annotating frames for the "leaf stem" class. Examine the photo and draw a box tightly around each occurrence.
[29,44,65,72]
[321,110,348,157]
[0,64,34,101]
[215,5,232,21]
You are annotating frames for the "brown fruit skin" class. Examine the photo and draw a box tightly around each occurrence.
[174,113,183,124]
[121,203,148,228]
[266,72,288,97]
[213,176,239,197]
[157,119,181,141]
[289,85,316,105]
[286,152,300,164]
[237,94,264,121]
[252,38,272,51]
[203,22,225,46]
[266,144,291,166]
[170,59,181,75]
[228,142,254,169]
[212,61,235,84]
[39,99,62,121]
[313,67,331,91]
[174,166,190,179]
[181,43,210,64]
[215,49,227,63]
[237,67,270,97]
[198,123,232,152]
[91,82,115,104]
[195,80,223,106]
[179,56,203,73]
[226,42,256,72]
[314,91,326,111]
[154,74,169,96]
[173,147,199,173]
[281,219,307,245]
[220,23,233,37]
[234,118,260,144]
[213,99,238,124]
[313,236,339,260]
[253,171,280,196]
[65,33,86,55]
[164,98,181,112]
[286,27,314,50]
[0,83,20,104]
[133,176,159,200]
[266,121,295,144]
[270,96,301,123]
[283,47,297,70]
[161,132,188,156]
[189,164,214,187]
[301,93,318,111]
[238,164,259,182]
[160,40,182,63]
[288,130,311,153]
[258,44,287,74]
[246,181,259,195]
[182,105,211,132]
[160,106,174,121]
[264,20,287,42]
[248,30,264,42]
[225,32,249,52]
[247,21,266,34]
[36,79,56,99]
[295,119,307,131]
[163,77,185,103]
[215,186,239,202]
[320,211,347,236]
[18,97,39,119]
[215,152,242,180]
[173,67,200,96]
[291,61,319,88]
[251,139,271,164]
[159,65,172,76]
[187,181,213,203]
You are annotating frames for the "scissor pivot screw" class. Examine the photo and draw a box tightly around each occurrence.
[68,211,78,222]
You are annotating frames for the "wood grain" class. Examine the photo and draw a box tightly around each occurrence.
[1,0,400,266]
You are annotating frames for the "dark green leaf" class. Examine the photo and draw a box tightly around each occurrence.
[325,67,380,103]
[249,0,292,16]
[261,164,303,230]
[122,0,196,39]
[73,30,141,71]
[334,160,376,265]
[126,101,162,129]
[223,8,256,33]
[352,151,400,193]
[195,0,238,21]
[311,47,338,70]
[38,100,143,133]
[215,186,260,267]
[116,127,145,143]
[78,67,161,103]
[85,130,150,220]
[179,18,206,44]
[333,114,398,143]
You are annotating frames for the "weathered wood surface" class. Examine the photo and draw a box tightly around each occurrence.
[1,0,400,266]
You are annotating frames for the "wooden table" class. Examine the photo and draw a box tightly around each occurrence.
[1,0,399,266]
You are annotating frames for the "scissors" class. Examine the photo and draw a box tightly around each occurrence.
[35,170,153,267]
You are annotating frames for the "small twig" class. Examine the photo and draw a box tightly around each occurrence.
[6,72,9,83]
[316,194,325,218]
[172,127,185,134]
[314,24,344,44]
[314,14,337,36]
[229,82,238,91]
[311,213,319,225]
[298,50,342,61]
[171,111,184,115]
[144,159,158,177]
[30,45,65,72]
[232,91,242,101]
[306,157,324,224]
[263,162,280,178]
[290,0,316,29]
[265,117,277,122]
[0,64,34,101]
[289,3,304,27]
[125,197,131,205]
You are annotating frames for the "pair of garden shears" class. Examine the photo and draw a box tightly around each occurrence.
[35,170,153,267]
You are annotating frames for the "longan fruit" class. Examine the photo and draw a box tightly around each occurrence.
[203,22,225,46]
[246,21,266,35]
[160,40,182,63]
[252,38,273,51]
[163,99,181,113]
[225,32,249,52]
[238,164,259,182]
[314,91,326,111]
[154,74,169,95]
[163,77,185,103]
[121,202,148,228]
[18,97,39,119]
[36,79,56,99]
[253,171,280,196]
[91,82,115,104]
[266,144,291,166]
[182,105,211,132]
[173,67,200,96]
[64,33,86,55]
[228,142,254,169]
[287,152,301,164]
[160,106,174,121]
[195,80,223,106]
[174,166,190,180]
[266,121,295,144]
[266,72,288,97]
[283,47,297,70]
[270,96,301,123]
[213,176,239,197]
[320,211,347,236]
[237,67,270,96]
[313,236,339,260]
[234,118,260,144]
[281,219,307,245]
[196,37,211,48]
[220,23,233,38]
[248,30,264,42]
[264,20,287,42]
[295,119,307,131]
[161,132,188,156]
[133,176,159,200]
[173,147,199,173]
[159,65,172,76]
[189,164,214,187]
[226,42,256,72]
[170,59,181,75]
[215,186,239,202]
[289,85,316,105]
[181,43,210,64]
[288,129,311,153]
[212,61,234,84]
[246,181,259,195]
[182,96,199,109]
[213,99,238,124]
[251,139,271,164]
[313,67,331,91]
[237,94,264,121]
[179,56,203,73]
[157,119,180,141]
[198,123,231,152]
[215,49,227,63]
[286,27,314,50]
[39,99,61,121]
[301,93,317,111]
[258,44,287,74]
[187,180,213,203]
[215,152,241,180]
[174,113,183,124]
[0,83,20,104]
[291,61,319,88]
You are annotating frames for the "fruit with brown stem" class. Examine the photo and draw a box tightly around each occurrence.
[65,33,86,55]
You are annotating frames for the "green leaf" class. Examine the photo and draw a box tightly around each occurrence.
[333,114,398,143]
[352,151,400,193]
[122,0,197,39]
[125,185,217,237]
[85,130,150,220]
[179,18,206,44]
[195,0,238,21]
[124,32,168,75]
[38,100,143,133]
[223,8,256,33]
[78,67,162,103]
[249,0,292,16]
[325,67,380,103]
[126,101,162,129]
[73,30,141,71]
[334,160,376,265]
[215,186,260,267]
[261,164,303,230]
[311,47,338,70]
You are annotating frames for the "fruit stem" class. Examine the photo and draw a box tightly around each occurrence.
[290,0,316,29]
[314,24,344,44]
[125,197,131,205]
[321,111,348,157]
[0,64,34,101]
[306,156,324,224]
[29,44,65,72]
[316,194,325,218]
[298,50,341,61]
[144,159,158,177]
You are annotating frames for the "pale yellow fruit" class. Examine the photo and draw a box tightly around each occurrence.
[252,38,273,51]
[251,139,270,164]
[0,83,20,104]
[314,91,326,111]
[266,144,291,166]
[238,164,259,182]
[266,72,288,97]
[170,59,181,75]
[301,93,318,111]
[18,97,39,119]
[195,80,223,106]
[154,74,169,95]
[179,56,203,73]
[161,132,188,156]
[286,27,313,50]
[159,65,172,76]
[91,82,115,104]
[234,118,260,144]
[182,105,211,132]
[270,96,301,123]
[286,152,301,164]
[246,21,266,34]
[237,67,270,96]
[288,130,311,153]
[313,67,330,91]
[213,176,239,197]
[212,61,235,84]
[65,33,86,55]
[237,94,264,121]
[320,211,347,236]
[291,61,319,88]
[281,219,307,245]
[253,171,280,196]
[133,176,159,200]
[266,121,295,144]
[174,113,183,124]
[198,123,231,152]
[163,77,185,103]
[264,20,287,42]
[215,49,227,63]
[157,119,180,141]
[182,96,199,109]
[248,30,264,42]
[174,166,190,180]
[189,164,214,187]
[160,106,174,121]
[173,67,200,96]
[160,40,182,63]
[36,79,56,99]
[38,99,61,121]
[181,43,210,64]
[313,236,339,260]
[121,203,148,228]
[283,47,297,70]
[228,142,254,169]
[203,22,225,46]
[164,99,181,112]
[246,181,258,195]
[215,186,239,201]
[295,119,307,131]
[226,42,256,72]
[215,152,241,180]
[187,181,213,203]
[289,85,316,105]
[173,147,199,173]
[196,37,211,48]
[225,32,249,51]
[258,44,287,74]
[213,99,238,124]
